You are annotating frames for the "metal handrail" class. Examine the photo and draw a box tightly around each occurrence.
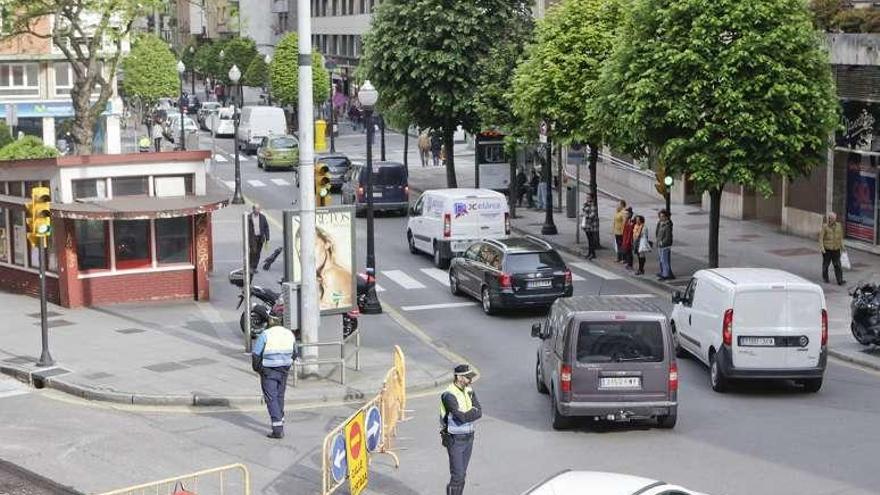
[292,329,361,386]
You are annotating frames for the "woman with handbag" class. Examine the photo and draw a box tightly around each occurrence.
[634,215,651,275]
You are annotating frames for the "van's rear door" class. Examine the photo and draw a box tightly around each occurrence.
[785,289,823,368]
[449,196,507,246]
[570,315,669,404]
[732,288,808,369]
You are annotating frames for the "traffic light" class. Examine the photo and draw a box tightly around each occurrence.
[25,186,52,247]
[655,164,668,197]
[315,162,331,207]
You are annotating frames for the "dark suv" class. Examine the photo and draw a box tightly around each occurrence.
[449,236,573,315]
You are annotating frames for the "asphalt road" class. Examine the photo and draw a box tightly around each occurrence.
[0,130,878,495]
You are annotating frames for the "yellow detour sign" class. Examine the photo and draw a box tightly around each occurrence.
[345,409,368,494]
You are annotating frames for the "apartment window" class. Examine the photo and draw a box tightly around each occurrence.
[154,175,193,197]
[0,63,39,96]
[54,62,102,96]
[75,220,109,271]
[114,220,151,269]
[156,217,192,264]
[113,176,149,197]
[11,210,25,266]
[72,179,108,200]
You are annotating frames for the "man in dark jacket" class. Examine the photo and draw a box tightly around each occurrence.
[248,205,270,272]
[440,364,482,495]
[655,209,674,280]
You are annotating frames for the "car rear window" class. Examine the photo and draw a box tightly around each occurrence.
[576,321,664,363]
[271,137,298,148]
[504,251,565,272]
[321,158,349,169]
[362,166,407,185]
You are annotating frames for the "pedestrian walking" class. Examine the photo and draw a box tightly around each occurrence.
[440,364,482,495]
[251,316,296,439]
[621,208,635,270]
[655,209,675,280]
[431,131,442,167]
[633,215,651,275]
[215,83,225,106]
[205,77,212,101]
[418,130,431,167]
[248,205,270,273]
[581,194,599,259]
[819,212,846,285]
[528,170,539,208]
[537,171,548,210]
[151,119,163,152]
[516,169,528,206]
[612,200,627,262]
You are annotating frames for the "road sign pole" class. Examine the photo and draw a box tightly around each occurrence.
[298,0,320,375]
[36,237,54,367]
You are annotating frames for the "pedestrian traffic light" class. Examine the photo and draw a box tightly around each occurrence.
[315,162,331,207]
[655,165,668,197]
[25,186,52,247]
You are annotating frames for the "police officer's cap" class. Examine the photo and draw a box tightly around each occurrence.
[454,364,477,379]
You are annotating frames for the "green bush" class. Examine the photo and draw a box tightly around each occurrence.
[0,136,59,160]
[831,8,880,33]
[0,122,13,149]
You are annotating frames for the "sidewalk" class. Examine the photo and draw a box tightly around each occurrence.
[0,205,454,407]
[406,158,880,372]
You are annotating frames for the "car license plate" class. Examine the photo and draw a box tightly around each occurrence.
[527,279,552,289]
[600,377,641,389]
[372,192,383,198]
[739,336,776,347]
[451,241,470,252]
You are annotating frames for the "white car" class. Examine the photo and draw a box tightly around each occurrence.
[406,188,509,268]
[164,115,198,142]
[670,268,827,393]
[209,107,236,137]
[523,470,709,495]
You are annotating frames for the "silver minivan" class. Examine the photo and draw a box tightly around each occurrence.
[532,296,678,430]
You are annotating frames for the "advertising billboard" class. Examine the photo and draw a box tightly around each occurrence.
[845,153,878,243]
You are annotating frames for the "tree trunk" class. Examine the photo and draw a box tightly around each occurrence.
[403,128,409,173]
[443,125,457,188]
[708,186,723,268]
[588,143,600,247]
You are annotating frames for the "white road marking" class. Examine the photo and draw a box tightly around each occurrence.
[270,178,291,186]
[382,270,426,290]
[213,154,228,162]
[570,261,622,280]
[570,272,585,281]
[239,155,250,162]
[247,179,266,188]
[374,284,385,292]
[223,180,235,189]
[607,293,656,299]
[401,302,476,312]
[0,377,29,399]
[420,268,450,287]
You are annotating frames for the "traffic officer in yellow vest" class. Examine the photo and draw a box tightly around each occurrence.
[251,316,297,439]
[439,364,482,495]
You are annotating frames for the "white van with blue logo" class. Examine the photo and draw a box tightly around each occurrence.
[407,188,510,268]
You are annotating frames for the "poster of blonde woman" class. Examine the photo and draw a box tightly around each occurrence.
[286,206,356,314]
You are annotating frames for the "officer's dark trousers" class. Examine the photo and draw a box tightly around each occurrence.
[260,366,290,428]
[446,433,474,495]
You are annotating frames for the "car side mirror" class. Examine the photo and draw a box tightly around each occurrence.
[531,323,542,339]
[672,291,682,304]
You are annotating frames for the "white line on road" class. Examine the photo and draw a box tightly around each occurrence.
[401,302,476,312]
[605,293,657,299]
[247,179,266,188]
[570,261,622,280]
[374,284,385,292]
[0,389,29,399]
[570,272,585,281]
[223,180,235,189]
[382,270,426,290]
[420,268,450,287]
[270,178,291,186]
[213,154,228,162]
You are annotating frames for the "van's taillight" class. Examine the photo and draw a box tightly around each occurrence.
[504,212,511,235]
[404,185,409,199]
[498,272,512,289]
[564,269,572,286]
[560,364,572,393]
[443,213,451,238]
[722,308,734,346]
[669,361,679,392]
[821,309,828,346]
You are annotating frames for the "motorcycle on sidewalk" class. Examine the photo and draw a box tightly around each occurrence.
[851,282,880,346]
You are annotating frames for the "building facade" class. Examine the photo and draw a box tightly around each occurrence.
[0,150,226,307]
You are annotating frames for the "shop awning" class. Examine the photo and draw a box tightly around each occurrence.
[51,194,229,220]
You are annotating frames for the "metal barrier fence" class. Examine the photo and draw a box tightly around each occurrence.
[321,345,408,495]
[292,329,361,386]
[98,464,250,495]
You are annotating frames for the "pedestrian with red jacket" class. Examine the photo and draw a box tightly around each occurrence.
[621,208,635,270]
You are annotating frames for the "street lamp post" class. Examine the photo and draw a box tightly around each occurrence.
[664,175,674,216]
[541,122,558,235]
[189,46,196,95]
[329,75,335,152]
[379,115,386,161]
[229,64,244,204]
[358,81,382,314]
[177,60,186,151]
[265,54,273,106]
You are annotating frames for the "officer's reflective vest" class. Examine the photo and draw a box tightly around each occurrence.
[439,384,475,435]
[258,326,295,368]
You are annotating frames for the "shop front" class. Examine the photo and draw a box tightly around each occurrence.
[833,100,880,247]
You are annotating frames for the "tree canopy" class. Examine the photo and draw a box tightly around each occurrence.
[122,34,179,108]
[268,32,330,108]
[595,0,839,266]
[215,37,258,85]
[361,0,532,187]
[0,136,59,160]
[243,55,268,88]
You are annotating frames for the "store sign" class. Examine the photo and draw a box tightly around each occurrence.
[0,101,112,119]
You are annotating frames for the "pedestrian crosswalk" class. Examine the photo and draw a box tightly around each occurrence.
[0,376,29,400]
[382,270,426,289]
[213,154,229,162]
[270,178,291,186]
[247,179,266,188]
[569,261,622,280]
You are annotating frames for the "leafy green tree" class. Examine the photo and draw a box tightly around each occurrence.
[269,33,330,109]
[0,122,13,150]
[0,0,163,154]
[194,41,219,79]
[0,136,59,160]
[595,0,839,267]
[216,37,257,85]
[361,0,530,187]
[122,34,179,132]
[243,55,268,88]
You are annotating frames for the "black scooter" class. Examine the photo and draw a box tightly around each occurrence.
[850,282,880,346]
[229,269,284,338]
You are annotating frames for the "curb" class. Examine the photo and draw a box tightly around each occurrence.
[827,348,880,373]
[0,457,82,495]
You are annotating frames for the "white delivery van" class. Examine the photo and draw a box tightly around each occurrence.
[237,106,287,154]
[407,188,509,268]
[670,268,827,393]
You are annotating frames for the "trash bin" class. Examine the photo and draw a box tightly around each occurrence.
[566,186,577,218]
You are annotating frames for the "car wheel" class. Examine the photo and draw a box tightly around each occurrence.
[710,351,728,393]
[657,410,677,429]
[800,378,823,393]
[407,231,418,254]
[449,270,462,296]
[550,389,572,430]
[433,245,447,269]
[257,158,263,169]
[671,322,687,358]
[851,321,875,346]
[535,357,549,394]
[481,287,495,315]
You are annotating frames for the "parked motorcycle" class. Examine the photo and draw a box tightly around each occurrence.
[229,269,284,339]
[341,271,370,338]
[850,282,880,346]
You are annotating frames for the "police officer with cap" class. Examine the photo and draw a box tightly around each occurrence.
[251,315,297,439]
[439,364,482,495]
